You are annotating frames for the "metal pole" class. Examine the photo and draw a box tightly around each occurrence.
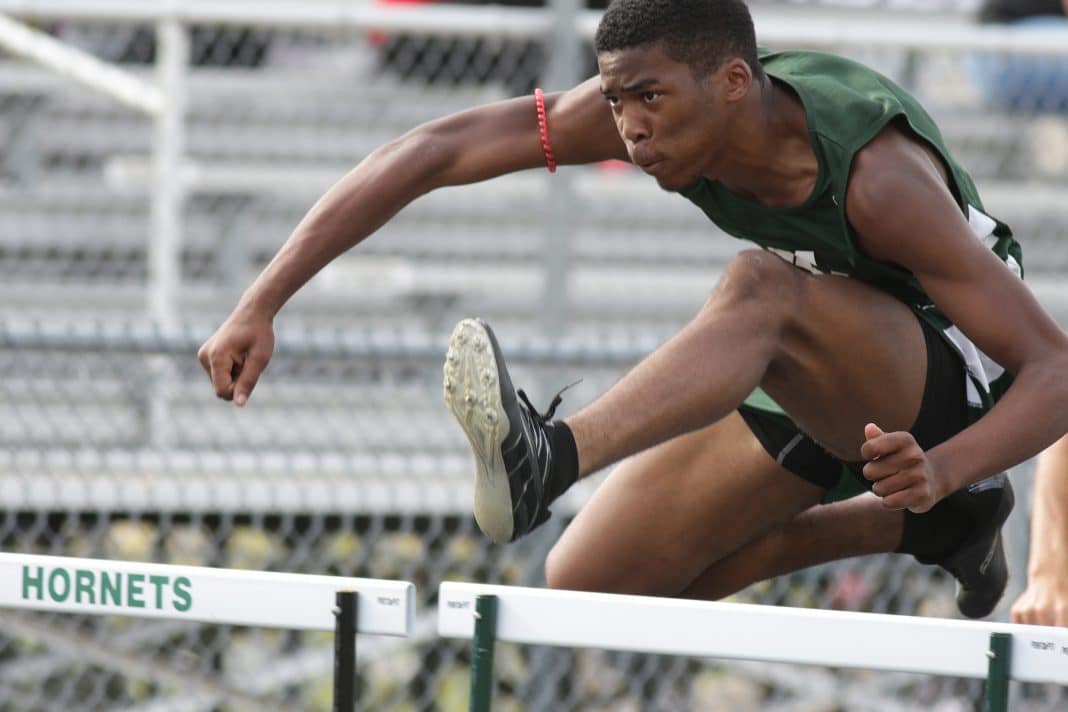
[147,18,187,448]
[150,18,186,330]
[0,12,163,114]
[333,590,358,712]
[469,594,498,712]
[985,632,1012,712]
[540,0,583,340]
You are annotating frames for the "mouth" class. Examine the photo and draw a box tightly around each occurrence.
[635,157,664,174]
[638,160,667,177]
[630,147,663,170]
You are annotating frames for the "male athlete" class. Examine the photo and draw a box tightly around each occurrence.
[199,0,1068,618]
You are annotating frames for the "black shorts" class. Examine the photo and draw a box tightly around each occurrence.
[737,310,984,564]
[739,310,968,496]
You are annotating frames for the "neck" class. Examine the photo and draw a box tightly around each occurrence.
[710,75,819,207]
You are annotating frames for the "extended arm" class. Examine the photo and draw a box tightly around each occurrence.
[848,127,1068,510]
[1012,436,1068,626]
[199,78,626,404]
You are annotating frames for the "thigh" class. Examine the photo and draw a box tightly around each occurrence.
[763,270,929,461]
[544,411,825,596]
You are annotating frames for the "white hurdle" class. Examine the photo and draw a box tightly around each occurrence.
[438,581,1068,712]
[0,552,416,711]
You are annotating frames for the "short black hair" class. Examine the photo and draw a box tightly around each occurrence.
[594,0,763,80]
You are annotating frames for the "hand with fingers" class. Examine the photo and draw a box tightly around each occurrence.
[197,310,276,407]
[1011,574,1068,627]
[861,423,945,514]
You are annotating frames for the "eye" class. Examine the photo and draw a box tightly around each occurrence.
[604,94,620,107]
[642,91,661,103]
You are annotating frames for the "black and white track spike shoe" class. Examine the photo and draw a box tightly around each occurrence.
[444,318,574,544]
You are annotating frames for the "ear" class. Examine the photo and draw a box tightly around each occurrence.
[720,57,754,103]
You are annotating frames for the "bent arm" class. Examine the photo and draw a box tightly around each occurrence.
[239,77,626,318]
[199,78,625,403]
[847,128,1068,496]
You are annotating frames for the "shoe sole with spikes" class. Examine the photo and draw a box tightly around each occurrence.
[443,318,517,544]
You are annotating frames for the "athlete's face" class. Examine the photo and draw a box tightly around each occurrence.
[597,43,745,191]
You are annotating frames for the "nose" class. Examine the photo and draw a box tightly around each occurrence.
[617,105,649,144]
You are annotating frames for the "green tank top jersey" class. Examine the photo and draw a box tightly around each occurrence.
[678,49,1022,422]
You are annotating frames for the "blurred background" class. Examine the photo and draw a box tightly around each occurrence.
[0,0,1065,709]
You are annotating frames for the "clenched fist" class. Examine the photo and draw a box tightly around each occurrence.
[861,423,945,514]
[198,311,276,407]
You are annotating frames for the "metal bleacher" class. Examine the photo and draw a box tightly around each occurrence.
[1,10,1066,327]
[0,1,1063,500]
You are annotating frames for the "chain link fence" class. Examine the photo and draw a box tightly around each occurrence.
[0,323,1056,711]
[0,1,1065,710]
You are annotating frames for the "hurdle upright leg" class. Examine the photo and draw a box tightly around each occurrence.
[469,594,499,712]
[333,589,359,712]
[985,632,1012,712]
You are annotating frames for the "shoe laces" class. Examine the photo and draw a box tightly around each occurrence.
[516,380,581,424]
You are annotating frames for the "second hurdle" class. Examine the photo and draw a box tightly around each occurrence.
[439,581,1068,712]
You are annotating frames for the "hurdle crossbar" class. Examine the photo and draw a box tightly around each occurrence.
[438,582,1068,712]
[0,553,416,711]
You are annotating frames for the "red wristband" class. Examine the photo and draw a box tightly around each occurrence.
[534,88,557,173]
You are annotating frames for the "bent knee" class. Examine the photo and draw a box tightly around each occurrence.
[712,249,803,307]
[696,251,803,333]
[717,249,803,296]
[544,540,627,593]
[544,539,682,596]
[544,542,584,591]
